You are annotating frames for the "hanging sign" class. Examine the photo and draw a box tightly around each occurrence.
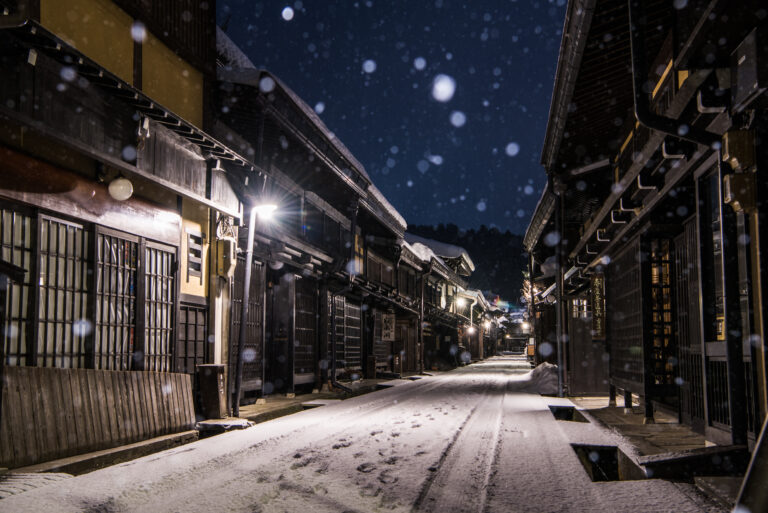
[382,313,396,342]
[591,273,606,340]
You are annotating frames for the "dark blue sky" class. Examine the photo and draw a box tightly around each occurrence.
[218,0,566,235]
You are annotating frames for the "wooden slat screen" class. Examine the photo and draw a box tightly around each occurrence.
[607,236,644,389]
[675,217,705,424]
[344,300,362,370]
[230,258,264,392]
[294,278,316,376]
[0,366,194,469]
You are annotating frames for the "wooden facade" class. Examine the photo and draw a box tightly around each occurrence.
[526,0,768,450]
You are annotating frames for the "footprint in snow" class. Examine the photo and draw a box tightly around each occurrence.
[332,441,352,449]
[357,462,377,473]
[390,432,400,437]
[378,469,398,484]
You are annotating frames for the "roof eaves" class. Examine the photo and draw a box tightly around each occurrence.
[523,182,556,252]
[540,0,598,173]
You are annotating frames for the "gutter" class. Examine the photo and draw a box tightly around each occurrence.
[627,0,720,148]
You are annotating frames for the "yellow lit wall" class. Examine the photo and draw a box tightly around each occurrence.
[142,33,204,128]
[40,0,134,83]
[181,198,209,298]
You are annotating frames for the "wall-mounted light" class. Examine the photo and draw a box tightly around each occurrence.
[522,321,531,330]
[108,176,133,201]
[467,325,476,335]
[456,297,467,308]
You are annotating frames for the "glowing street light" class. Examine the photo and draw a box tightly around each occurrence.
[466,325,476,335]
[253,203,278,221]
[455,297,467,308]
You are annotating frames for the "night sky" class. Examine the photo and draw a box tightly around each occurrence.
[218,0,567,235]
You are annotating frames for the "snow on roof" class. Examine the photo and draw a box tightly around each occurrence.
[407,241,437,264]
[404,233,475,272]
[405,241,451,275]
[216,26,256,69]
[368,184,407,232]
[399,241,424,267]
[215,67,371,185]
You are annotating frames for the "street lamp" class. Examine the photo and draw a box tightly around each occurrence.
[467,325,476,335]
[253,203,278,221]
[455,297,467,308]
[234,201,278,416]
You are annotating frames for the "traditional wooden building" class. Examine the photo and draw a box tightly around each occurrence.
[0,0,246,468]
[405,234,477,369]
[215,30,431,402]
[527,0,768,447]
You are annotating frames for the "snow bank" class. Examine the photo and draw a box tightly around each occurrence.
[511,362,559,395]
[527,362,559,395]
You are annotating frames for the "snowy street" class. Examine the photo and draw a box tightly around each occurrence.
[1,356,720,513]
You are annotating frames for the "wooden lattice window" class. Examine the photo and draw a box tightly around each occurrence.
[176,301,208,374]
[144,242,176,372]
[37,216,91,368]
[94,230,138,370]
[1,206,33,366]
[649,238,675,386]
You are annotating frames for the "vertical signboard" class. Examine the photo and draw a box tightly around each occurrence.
[591,273,606,340]
[382,313,396,342]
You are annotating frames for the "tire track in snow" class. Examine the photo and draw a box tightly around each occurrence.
[412,373,507,513]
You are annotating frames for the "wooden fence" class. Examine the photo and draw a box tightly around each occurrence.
[0,366,195,468]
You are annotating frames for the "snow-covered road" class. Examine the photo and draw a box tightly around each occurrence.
[1,356,721,512]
